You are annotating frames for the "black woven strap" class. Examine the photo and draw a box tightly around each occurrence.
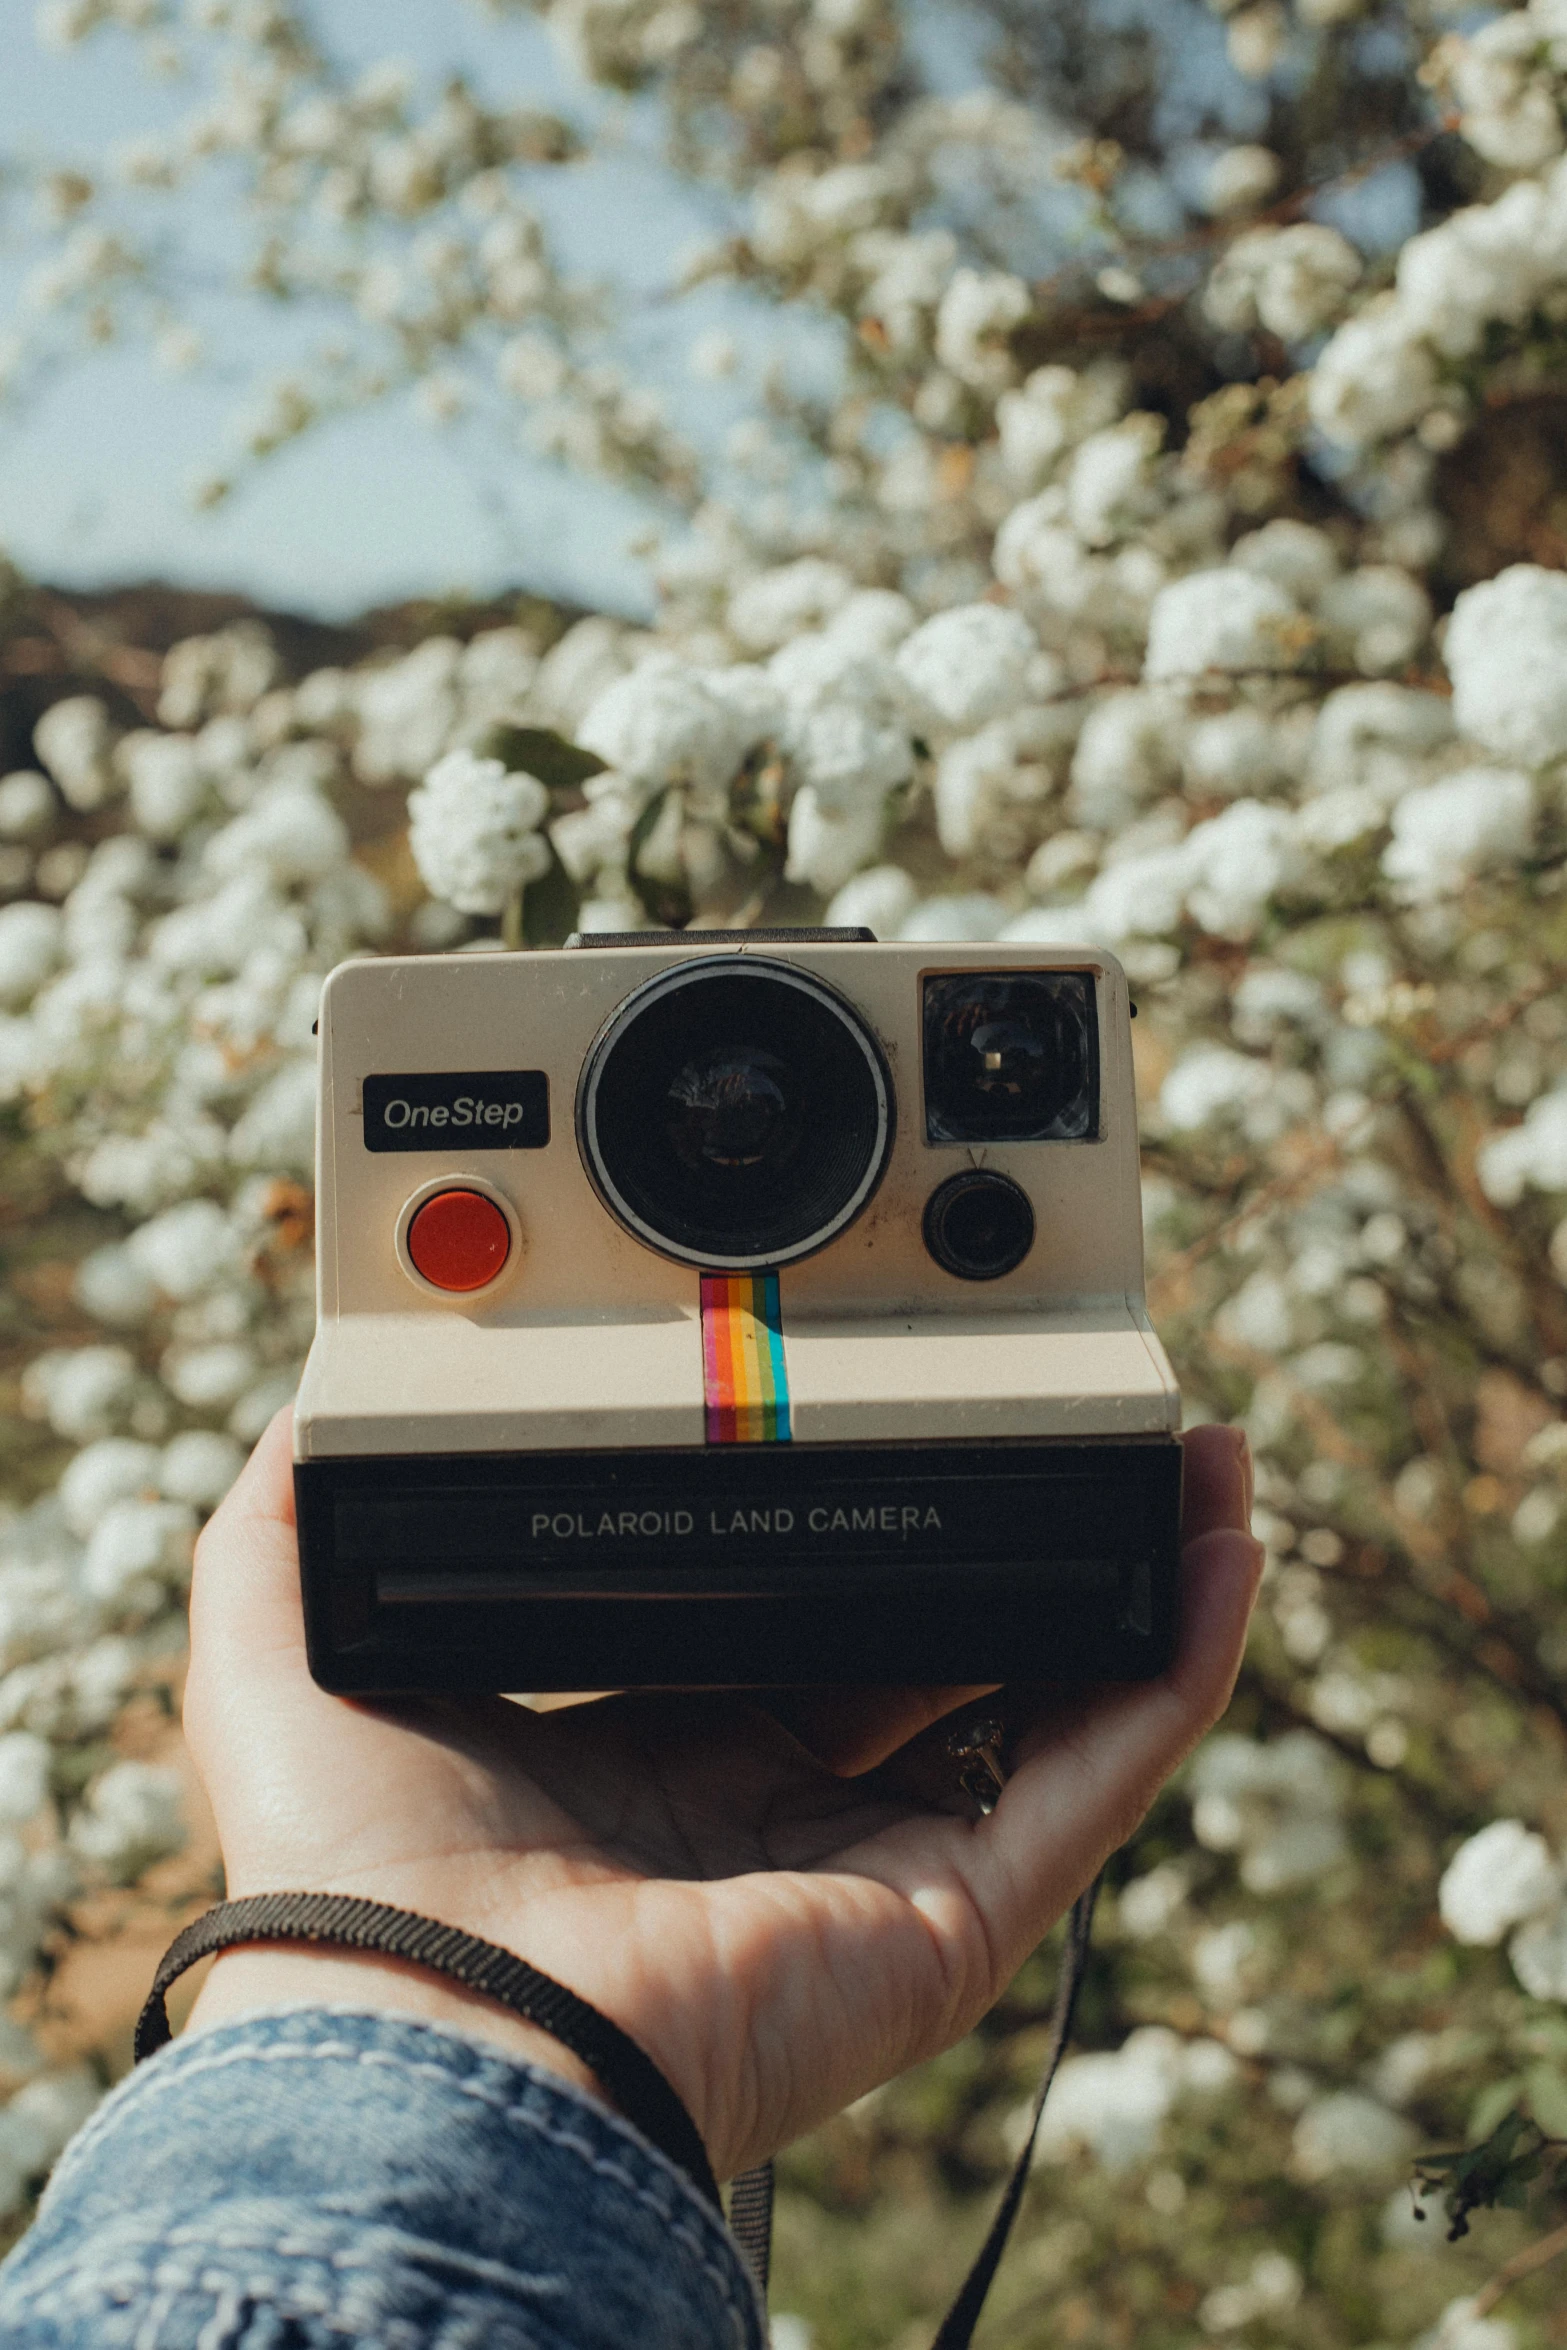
[931,1874,1102,2350]
[135,1892,720,2211]
[727,2159,774,2292]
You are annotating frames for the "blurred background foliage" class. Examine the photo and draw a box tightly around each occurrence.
[5,2,1567,2345]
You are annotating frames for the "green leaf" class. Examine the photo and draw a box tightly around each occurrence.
[520,851,581,950]
[1414,2105,1556,2242]
[481,725,608,793]
[1526,2063,1567,2140]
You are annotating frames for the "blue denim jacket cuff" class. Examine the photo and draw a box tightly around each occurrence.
[0,2007,765,2350]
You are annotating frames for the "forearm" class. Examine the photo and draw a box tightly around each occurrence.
[0,2008,763,2350]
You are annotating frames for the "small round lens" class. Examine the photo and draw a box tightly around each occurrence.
[923,1170,1035,1281]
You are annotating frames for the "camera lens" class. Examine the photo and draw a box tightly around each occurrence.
[579,957,893,1269]
[923,1170,1035,1281]
[922,971,1098,1144]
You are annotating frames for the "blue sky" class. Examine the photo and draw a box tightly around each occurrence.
[0,0,1411,622]
[0,1,748,618]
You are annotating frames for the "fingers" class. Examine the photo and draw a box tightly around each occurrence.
[969,1517,1261,1966]
[185,1407,312,1764]
[761,1430,1252,1781]
[763,1684,998,1777]
[842,1455,1262,2008]
[1180,1421,1252,1547]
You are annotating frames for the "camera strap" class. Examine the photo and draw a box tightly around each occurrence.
[138,1874,1100,2349]
[134,1891,722,2209]
[725,1873,1100,2345]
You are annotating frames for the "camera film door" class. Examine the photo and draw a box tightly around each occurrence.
[295,1435,1181,1692]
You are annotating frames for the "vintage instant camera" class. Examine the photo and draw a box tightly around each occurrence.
[294,931,1182,1692]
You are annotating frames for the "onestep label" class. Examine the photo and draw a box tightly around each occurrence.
[362,1070,549,1152]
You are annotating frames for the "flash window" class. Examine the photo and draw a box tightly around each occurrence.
[922,971,1099,1144]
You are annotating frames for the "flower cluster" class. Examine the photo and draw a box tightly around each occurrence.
[7,0,1567,2338]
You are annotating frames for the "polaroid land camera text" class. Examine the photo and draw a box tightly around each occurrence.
[294,932,1182,1692]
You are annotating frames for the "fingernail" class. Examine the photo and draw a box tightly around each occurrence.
[1233,1428,1254,1526]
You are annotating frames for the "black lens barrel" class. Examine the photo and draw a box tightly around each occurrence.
[579,958,894,1270]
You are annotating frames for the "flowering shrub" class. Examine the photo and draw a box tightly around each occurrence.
[6,0,1567,2338]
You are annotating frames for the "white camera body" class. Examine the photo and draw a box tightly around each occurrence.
[295,931,1180,1691]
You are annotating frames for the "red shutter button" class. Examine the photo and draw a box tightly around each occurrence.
[406,1190,512,1292]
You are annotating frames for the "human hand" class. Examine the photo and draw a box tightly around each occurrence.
[181,1412,1261,2181]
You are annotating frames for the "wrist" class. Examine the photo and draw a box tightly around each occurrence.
[185,1946,604,2108]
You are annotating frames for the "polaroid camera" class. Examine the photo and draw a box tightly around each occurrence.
[294,930,1182,1691]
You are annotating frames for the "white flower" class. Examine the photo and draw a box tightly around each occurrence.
[1035,2027,1235,2169]
[577,658,752,800]
[995,363,1126,487]
[1144,570,1304,681]
[1080,846,1191,945]
[0,772,55,841]
[1396,180,1553,360]
[128,1199,239,1300]
[897,892,1006,942]
[855,227,957,352]
[1205,137,1279,211]
[1317,565,1430,675]
[33,696,116,811]
[1415,2297,1519,2350]
[0,905,62,1008]
[1454,7,1565,172]
[1509,1897,1567,2001]
[1034,2027,1184,2168]
[1381,767,1533,901]
[772,639,914,811]
[68,1759,183,1881]
[934,267,1030,391]
[1065,419,1162,548]
[1292,2092,1416,2181]
[1231,520,1341,605]
[727,559,853,653]
[824,589,917,656]
[1184,708,1291,799]
[81,1499,197,1608]
[1445,566,1567,769]
[895,604,1037,731]
[1205,223,1362,341]
[58,1438,161,1538]
[1069,691,1182,829]
[1439,1819,1562,1945]
[1118,1862,1188,1941]
[117,731,206,842]
[783,786,885,895]
[354,639,463,783]
[823,864,918,936]
[159,1430,244,1510]
[73,1244,157,1330]
[0,1736,49,1829]
[1309,293,1439,447]
[206,789,350,887]
[1,2068,98,2178]
[1198,2251,1302,2334]
[1477,1087,1567,1204]
[226,1059,317,1172]
[21,1347,138,1443]
[408,749,551,915]
[575,887,649,934]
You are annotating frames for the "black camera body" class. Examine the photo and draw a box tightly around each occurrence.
[294,931,1182,1692]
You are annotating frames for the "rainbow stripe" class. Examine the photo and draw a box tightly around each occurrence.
[701,1273,791,1444]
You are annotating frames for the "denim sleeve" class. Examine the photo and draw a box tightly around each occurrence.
[0,2007,765,2350]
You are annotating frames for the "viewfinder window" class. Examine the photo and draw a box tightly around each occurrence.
[922,971,1099,1144]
